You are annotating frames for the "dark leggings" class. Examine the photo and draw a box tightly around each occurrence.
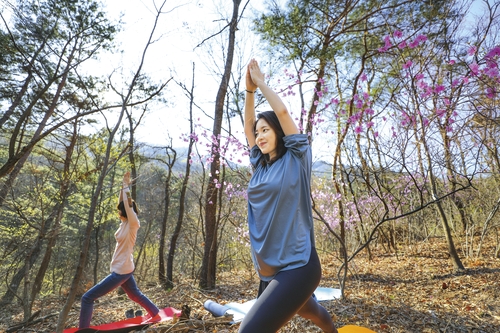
[238,248,335,333]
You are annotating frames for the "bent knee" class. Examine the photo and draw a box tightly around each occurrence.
[297,298,319,319]
[81,293,94,305]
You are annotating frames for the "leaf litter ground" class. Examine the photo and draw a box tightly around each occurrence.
[2,239,499,333]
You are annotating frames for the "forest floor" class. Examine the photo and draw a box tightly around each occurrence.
[2,239,499,333]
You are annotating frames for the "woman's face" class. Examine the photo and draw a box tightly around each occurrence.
[255,118,278,159]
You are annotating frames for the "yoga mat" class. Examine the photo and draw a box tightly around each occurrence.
[61,307,181,333]
[204,287,341,323]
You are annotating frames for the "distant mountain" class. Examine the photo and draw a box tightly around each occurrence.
[138,143,334,176]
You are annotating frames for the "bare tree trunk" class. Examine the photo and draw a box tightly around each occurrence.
[92,226,100,285]
[165,63,196,289]
[435,198,464,271]
[200,0,242,290]
[423,143,465,271]
[158,147,175,287]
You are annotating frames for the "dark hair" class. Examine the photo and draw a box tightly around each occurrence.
[117,200,138,218]
[254,111,287,166]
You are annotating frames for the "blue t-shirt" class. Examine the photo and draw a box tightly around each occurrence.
[247,134,315,281]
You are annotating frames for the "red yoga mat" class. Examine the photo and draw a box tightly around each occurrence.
[62,307,181,333]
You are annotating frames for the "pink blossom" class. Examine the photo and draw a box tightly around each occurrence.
[486,87,497,98]
[379,35,392,52]
[366,121,374,128]
[331,98,339,105]
[486,59,498,69]
[408,35,427,49]
[469,62,479,75]
[467,46,477,56]
[384,35,392,47]
[449,60,455,65]
[398,41,407,49]
[434,85,445,94]
[409,41,418,49]
[436,109,446,117]
[462,76,469,84]
[422,118,429,127]
[348,112,361,124]
[361,73,367,82]
[485,67,499,78]
[402,60,413,69]
[374,131,379,138]
[416,35,427,42]
[365,108,374,115]
[393,30,403,38]
[354,126,363,134]
[415,73,425,81]
[486,46,500,58]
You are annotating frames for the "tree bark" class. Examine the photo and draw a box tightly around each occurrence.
[158,148,174,287]
[166,63,196,289]
[199,0,242,290]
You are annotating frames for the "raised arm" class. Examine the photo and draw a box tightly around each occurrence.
[244,61,258,149]
[248,59,299,136]
[121,172,139,226]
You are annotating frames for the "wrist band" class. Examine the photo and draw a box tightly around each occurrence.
[246,90,256,93]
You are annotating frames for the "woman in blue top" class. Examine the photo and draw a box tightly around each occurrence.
[239,59,338,333]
